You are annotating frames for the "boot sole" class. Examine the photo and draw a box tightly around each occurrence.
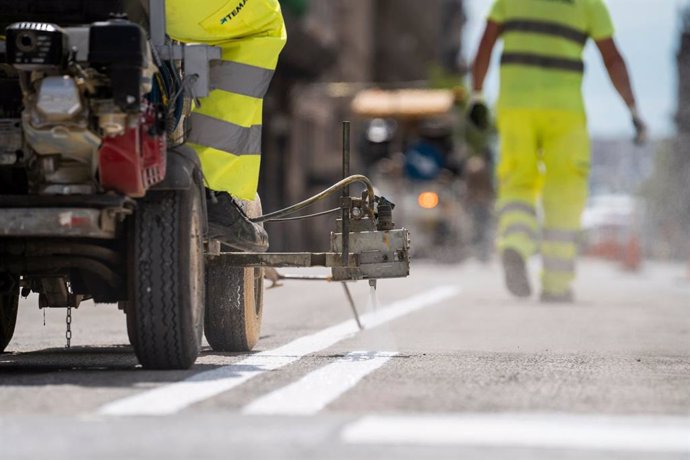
[208,223,269,253]
[502,249,531,298]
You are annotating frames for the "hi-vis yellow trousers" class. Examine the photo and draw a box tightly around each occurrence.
[496,108,591,295]
[166,0,287,200]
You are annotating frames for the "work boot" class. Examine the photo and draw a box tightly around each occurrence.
[501,248,531,298]
[540,289,575,304]
[206,190,269,253]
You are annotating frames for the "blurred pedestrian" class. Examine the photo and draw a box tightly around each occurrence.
[464,153,495,263]
[470,0,646,302]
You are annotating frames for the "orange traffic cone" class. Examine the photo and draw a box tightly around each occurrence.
[622,234,642,272]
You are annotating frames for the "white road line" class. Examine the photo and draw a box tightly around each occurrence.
[243,351,398,415]
[98,285,459,416]
[341,414,690,453]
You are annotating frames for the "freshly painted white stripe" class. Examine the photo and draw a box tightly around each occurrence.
[98,285,459,416]
[341,414,690,453]
[243,351,398,415]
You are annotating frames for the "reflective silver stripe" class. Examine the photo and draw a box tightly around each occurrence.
[543,229,580,244]
[543,257,576,274]
[188,113,261,155]
[210,61,275,99]
[498,202,537,218]
[502,19,588,45]
[502,223,539,240]
[501,52,584,73]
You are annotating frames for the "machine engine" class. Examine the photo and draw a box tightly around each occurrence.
[2,19,167,196]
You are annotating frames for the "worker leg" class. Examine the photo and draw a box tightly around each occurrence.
[539,110,590,296]
[495,109,542,259]
[167,0,287,200]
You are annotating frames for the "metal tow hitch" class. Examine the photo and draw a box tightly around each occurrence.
[208,122,411,328]
[210,198,410,282]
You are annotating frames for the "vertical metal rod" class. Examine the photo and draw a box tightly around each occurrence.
[341,282,364,330]
[341,121,351,267]
[149,0,168,48]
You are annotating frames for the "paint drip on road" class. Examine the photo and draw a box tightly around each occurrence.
[362,281,402,353]
[367,284,379,313]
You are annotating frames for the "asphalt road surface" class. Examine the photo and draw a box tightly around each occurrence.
[1,258,689,460]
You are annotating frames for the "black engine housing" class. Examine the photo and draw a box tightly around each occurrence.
[89,19,149,113]
[0,0,128,31]
[5,22,69,71]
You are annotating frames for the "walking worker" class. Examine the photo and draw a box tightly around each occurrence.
[470,0,646,302]
[166,0,287,251]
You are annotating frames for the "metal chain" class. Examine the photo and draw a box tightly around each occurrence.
[65,307,72,349]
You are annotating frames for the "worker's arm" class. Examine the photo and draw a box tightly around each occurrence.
[596,37,648,144]
[596,38,636,108]
[471,20,502,93]
[466,20,501,131]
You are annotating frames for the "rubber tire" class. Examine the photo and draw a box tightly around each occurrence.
[205,262,264,352]
[128,185,205,369]
[0,279,19,353]
[204,196,264,352]
[125,302,137,349]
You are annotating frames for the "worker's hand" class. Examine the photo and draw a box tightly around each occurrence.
[467,92,490,132]
[630,107,648,146]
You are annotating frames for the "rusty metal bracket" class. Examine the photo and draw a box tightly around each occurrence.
[212,252,359,269]
[212,228,410,282]
[0,208,123,239]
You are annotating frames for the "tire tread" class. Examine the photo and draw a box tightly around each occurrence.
[130,188,203,369]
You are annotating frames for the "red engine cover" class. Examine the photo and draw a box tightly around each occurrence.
[98,106,166,197]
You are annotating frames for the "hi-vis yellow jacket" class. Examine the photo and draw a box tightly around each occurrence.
[167,0,287,199]
[489,0,614,113]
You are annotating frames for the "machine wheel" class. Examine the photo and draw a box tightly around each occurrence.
[205,196,264,352]
[205,262,264,352]
[125,302,137,349]
[127,185,205,369]
[0,276,19,353]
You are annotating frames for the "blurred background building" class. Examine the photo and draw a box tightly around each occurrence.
[637,6,690,261]
[261,0,466,251]
[261,0,689,267]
